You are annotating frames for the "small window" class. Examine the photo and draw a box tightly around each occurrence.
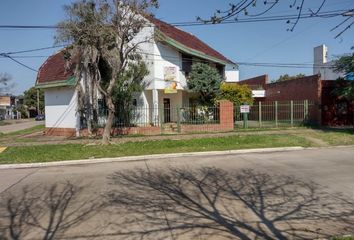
[132,99,138,107]
[182,54,193,75]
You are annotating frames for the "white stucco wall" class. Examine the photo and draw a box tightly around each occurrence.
[225,64,240,82]
[146,42,187,90]
[44,87,78,129]
[313,44,344,80]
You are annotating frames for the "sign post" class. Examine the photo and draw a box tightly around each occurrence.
[240,104,250,129]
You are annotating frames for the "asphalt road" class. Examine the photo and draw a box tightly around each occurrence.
[0,119,44,134]
[0,147,353,239]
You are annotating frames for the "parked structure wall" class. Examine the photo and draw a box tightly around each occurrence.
[44,87,79,131]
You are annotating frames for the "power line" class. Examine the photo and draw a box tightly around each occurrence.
[0,49,337,70]
[0,53,38,72]
[0,9,349,30]
[2,45,66,55]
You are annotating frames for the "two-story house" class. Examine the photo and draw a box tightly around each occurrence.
[36,17,239,136]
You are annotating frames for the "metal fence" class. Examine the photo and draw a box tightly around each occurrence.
[95,105,220,134]
[84,100,315,135]
[234,100,315,128]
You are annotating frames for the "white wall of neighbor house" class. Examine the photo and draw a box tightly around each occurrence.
[44,87,78,129]
[313,44,344,80]
[225,64,240,82]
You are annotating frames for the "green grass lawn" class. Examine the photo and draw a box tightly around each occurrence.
[2,125,45,137]
[307,129,354,146]
[0,134,311,164]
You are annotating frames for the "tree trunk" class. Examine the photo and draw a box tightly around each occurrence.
[83,69,93,137]
[102,96,115,145]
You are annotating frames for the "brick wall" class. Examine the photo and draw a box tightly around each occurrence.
[265,74,321,102]
[238,75,268,89]
[321,80,353,126]
[45,128,76,137]
[181,100,234,133]
[260,74,322,124]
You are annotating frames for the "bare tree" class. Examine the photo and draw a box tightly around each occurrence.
[0,73,14,95]
[56,0,158,144]
[107,167,354,240]
[198,0,353,38]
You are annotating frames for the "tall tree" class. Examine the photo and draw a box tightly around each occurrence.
[56,0,158,144]
[23,87,44,114]
[333,52,354,98]
[188,63,223,106]
[332,51,354,127]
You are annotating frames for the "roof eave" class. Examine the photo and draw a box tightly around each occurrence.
[155,30,235,66]
[35,76,77,89]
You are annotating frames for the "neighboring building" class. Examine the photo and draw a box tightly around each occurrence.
[313,44,345,80]
[36,17,239,136]
[240,74,353,126]
[236,45,353,126]
[0,95,22,120]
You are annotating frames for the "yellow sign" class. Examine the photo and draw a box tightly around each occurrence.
[164,88,178,94]
[164,82,177,94]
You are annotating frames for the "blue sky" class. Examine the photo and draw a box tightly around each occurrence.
[0,0,353,95]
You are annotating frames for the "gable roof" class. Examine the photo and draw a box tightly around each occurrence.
[36,51,77,89]
[36,17,235,87]
[148,17,235,65]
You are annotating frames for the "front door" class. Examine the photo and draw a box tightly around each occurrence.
[163,98,171,123]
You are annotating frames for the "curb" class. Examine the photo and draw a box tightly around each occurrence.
[0,147,305,170]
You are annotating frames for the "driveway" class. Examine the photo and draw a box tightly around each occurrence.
[0,147,353,239]
[0,119,43,134]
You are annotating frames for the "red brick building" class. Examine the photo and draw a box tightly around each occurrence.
[239,74,353,126]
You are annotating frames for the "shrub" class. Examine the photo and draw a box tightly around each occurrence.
[216,82,253,105]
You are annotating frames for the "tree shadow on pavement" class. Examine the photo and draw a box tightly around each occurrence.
[0,182,104,240]
[106,167,354,240]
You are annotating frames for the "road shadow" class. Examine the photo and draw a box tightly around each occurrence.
[106,167,354,240]
[0,181,104,240]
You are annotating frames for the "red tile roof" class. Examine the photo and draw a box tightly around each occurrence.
[37,17,234,85]
[149,17,233,64]
[36,51,75,85]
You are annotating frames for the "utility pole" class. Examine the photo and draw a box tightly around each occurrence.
[37,89,40,115]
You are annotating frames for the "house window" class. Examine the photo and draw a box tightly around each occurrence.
[216,64,225,78]
[132,99,138,107]
[182,54,193,75]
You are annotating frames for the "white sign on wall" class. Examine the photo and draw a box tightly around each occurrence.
[240,105,250,113]
[164,66,177,81]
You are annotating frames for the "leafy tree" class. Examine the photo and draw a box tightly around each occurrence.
[23,87,44,114]
[332,51,354,127]
[275,73,306,82]
[13,105,28,119]
[56,0,158,144]
[333,52,354,99]
[110,62,148,125]
[187,63,222,106]
[216,83,253,106]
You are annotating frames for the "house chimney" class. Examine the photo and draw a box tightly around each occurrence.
[313,44,328,75]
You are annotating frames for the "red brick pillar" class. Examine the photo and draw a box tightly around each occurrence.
[219,100,234,131]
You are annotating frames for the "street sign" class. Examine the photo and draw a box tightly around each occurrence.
[240,105,250,113]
